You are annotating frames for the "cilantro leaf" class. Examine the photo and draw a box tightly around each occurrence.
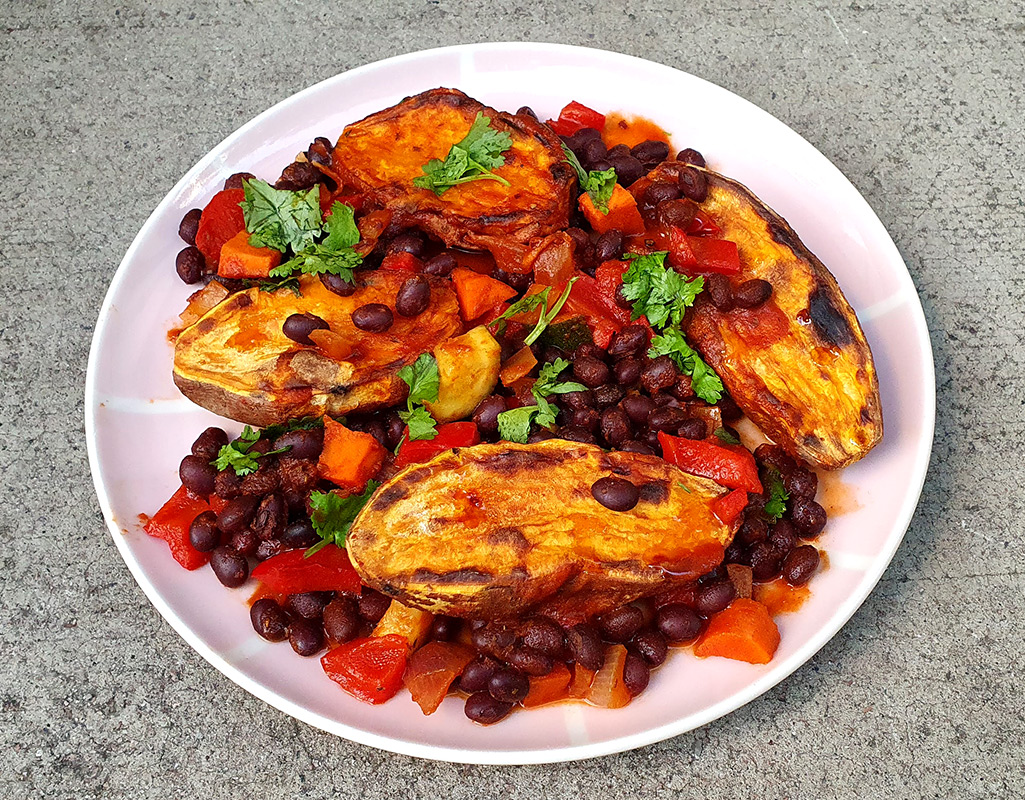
[533,358,586,397]
[494,358,585,443]
[240,179,322,254]
[648,327,724,403]
[487,290,551,338]
[763,467,790,523]
[321,201,360,250]
[211,425,291,476]
[713,427,741,446]
[413,113,513,195]
[252,276,303,296]
[621,252,704,329]
[496,406,538,444]
[560,143,618,213]
[305,482,380,556]
[560,142,588,184]
[260,415,323,443]
[399,405,438,441]
[397,353,440,407]
[268,202,363,281]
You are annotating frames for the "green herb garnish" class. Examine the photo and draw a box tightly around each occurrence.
[268,201,363,282]
[413,113,513,195]
[496,358,586,443]
[211,426,290,476]
[305,481,380,556]
[240,179,322,254]
[561,143,618,213]
[260,415,324,443]
[648,327,724,404]
[763,467,790,523]
[487,277,579,345]
[620,251,704,329]
[397,353,440,441]
[713,427,741,446]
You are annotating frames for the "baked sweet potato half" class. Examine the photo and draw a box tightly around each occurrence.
[331,88,575,272]
[638,163,882,469]
[346,440,737,622]
[172,271,462,426]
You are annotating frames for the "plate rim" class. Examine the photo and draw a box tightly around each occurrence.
[85,41,936,765]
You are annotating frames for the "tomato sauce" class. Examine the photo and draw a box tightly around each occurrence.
[603,113,671,150]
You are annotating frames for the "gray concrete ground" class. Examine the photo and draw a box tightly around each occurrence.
[2,1,1023,797]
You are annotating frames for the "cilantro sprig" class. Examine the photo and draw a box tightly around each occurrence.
[713,427,741,446]
[414,113,513,195]
[240,179,323,254]
[763,467,790,523]
[621,251,704,329]
[487,277,579,345]
[496,358,586,443]
[562,143,618,213]
[397,353,440,442]
[268,201,363,282]
[211,426,291,477]
[305,481,380,557]
[648,327,724,404]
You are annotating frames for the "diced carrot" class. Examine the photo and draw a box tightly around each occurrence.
[568,665,597,699]
[451,267,518,321]
[317,416,386,490]
[500,346,538,387]
[579,184,645,235]
[587,644,631,708]
[194,188,246,268]
[216,230,282,279]
[693,598,780,664]
[523,663,572,708]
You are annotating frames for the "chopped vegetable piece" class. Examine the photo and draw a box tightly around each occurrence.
[693,598,780,664]
[402,641,475,715]
[523,662,572,708]
[240,179,322,254]
[451,267,518,321]
[318,416,386,490]
[546,100,606,137]
[194,188,246,267]
[587,644,631,708]
[143,485,211,570]
[321,634,409,704]
[568,665,597,699]
[689,237,741,274]
[579,184,645,234]
[250,544,362,595]
[394,421,480,468]
[216,229,283,279]
[658,432,763,493]
[500,346,538,387]
[380,251,420,271]
[712,488,749,527]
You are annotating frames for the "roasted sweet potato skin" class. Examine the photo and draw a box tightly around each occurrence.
[331,88,575,272]
[346,441,737,622]
[172,271,462,427]
[638,163,882,469]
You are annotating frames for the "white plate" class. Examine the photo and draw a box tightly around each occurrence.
[85,42,935,764]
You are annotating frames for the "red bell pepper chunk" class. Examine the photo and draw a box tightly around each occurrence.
[658,432,763,493]
[689,237,741,274]
[380,251,421,271]
[250,544,362,595]
[194,188,246,268]
[559,270,633,348]
[144,485,211,570]
[394,422,481,468]
[712,488,749,527]
[546,100,606,137]
[322,634,409,704]
[666,227,698,270]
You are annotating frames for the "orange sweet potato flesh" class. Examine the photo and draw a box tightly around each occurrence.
[216,230,281,279]
[318,417,386,490]
[331,88,575,273]
[634,162,883,469]
[693,598,780,664]
[347,440,738,622]
[173,271,462,427]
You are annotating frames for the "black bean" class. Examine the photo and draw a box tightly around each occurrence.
[608,324,649,358]
[487,667,529,703]
[608,153,645,186]
[471,622,517,657]
[287,591,331,620]
[571,356,610,388]
[705,273,734,310]
[357,589,391,623]
[768,519,798,554]
[492,267,533,292]
[695,581,737,616]
[738,517,769,546]
[594,230,624,263]
[188,510,221,552]
[210,546,249,588]
[214,469,242,500]
[282,312,329,346]
[230,529,258,558]
[191,427,229,461]
[288,618,325,656]
[223,172,255,190]
[646,406,686,433]
[472,395,507,438]
[640,356,678,394]
[599,407,632,447]
[464,691,512,725]
[723,539,747,565]
[216,495,259,535]
[733,279,773,309]
[598,605,644,642]
[571,407,600,432]
[280,519,318,550]
[517,105,539,120]
[254,539,283,561]
[507,647,554,677]
[656,604,702,643]
[558,425,597,444]
[654,198,696,230]
[755,443,799,474]
[566,127,602,150]
[272,427,324,461]
[619,439,655,455]
[251,493,286,541]
[623,652,650,696]
[423,252,457,277]
[631,629,668,666]
[790,499,827,537]
[678,166,708,202]
[782,545,820,586]
[251,598,290,642]
[676,418,707,440]
[276,161,321,191]
[386,231,425,258]
[676,148,706,167]
[718,394,744,424]
[521,618,565,657]
[783,468,818,501]
[320,272,356,297]
[560,390,594,411]
[612,357,642,386]
[322,597,360,643]
[644,181,681,208]
[429,615,459,642]
[351,303,393,333]
[179,454,216,496]
[631,139,670,164]
[749,541,782,581]
[621,393,655,425]
[459,655,501,693]
[591,476,639,512]
[378,411,403,450]
[593,383,625,409]
[178,208,202,245]
[175,246,205,284]
[582,137,608,164]
[527,428,555,443]
[574,343,608,362]
[589,158,612,173]
[606,143,631,158]
[566,623,606,671]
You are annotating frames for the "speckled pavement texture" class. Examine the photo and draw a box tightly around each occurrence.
[2,1,1022,797]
